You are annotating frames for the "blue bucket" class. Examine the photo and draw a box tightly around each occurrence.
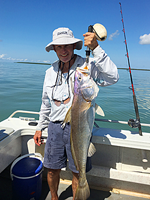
[10,153,43,200]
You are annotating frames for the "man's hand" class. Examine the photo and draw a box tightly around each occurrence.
[83,32,98,51]
[33,130,42,146]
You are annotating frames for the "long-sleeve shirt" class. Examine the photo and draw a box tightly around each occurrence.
[36,45,119,131]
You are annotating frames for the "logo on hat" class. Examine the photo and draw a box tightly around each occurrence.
[57,31,68,36]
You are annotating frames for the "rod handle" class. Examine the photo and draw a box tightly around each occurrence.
[86,25,93,57]
[88,25,93,33]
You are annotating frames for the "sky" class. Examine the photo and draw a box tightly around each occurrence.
[0,0,150,69]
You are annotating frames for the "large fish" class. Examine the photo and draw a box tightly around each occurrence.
[63,67,104,200]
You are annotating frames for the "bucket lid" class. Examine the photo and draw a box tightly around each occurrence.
[12,157,43,177]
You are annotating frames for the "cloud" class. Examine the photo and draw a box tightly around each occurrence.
[43,60,50,63]
[0,54,6,58]
[108,30,119,41]
[0,54,49,63]
[0,54,28,62]
[139,34,150,45]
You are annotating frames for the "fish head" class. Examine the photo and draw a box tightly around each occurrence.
[74,67,99,101]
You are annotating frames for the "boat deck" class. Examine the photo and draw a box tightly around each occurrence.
[0,165,149,200]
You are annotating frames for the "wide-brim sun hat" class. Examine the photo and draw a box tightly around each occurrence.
[45,27,83,52]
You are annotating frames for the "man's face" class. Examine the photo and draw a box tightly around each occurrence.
[54,44,75,63]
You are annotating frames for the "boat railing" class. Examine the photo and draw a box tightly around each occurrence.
[8,110,150,128]
[8,110,39,119]
[94,118,150,128]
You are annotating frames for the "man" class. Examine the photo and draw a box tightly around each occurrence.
[34,27,119,200]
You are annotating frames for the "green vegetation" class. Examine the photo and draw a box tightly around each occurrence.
[15,62,51,65]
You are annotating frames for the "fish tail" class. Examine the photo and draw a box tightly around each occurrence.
[75,179,90,200]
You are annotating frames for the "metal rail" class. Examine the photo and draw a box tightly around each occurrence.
[8,110,39,119]
[95,118,150,127]
[8,110,150,128]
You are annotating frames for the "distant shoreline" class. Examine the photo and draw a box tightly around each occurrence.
[15,62,51,65]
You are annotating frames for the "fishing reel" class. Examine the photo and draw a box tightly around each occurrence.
[88,23,107,41]
[128,119,141,128]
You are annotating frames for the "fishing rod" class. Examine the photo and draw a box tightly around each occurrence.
[119,2,142,136]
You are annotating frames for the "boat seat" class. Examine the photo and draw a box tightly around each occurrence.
[0,127,14,141]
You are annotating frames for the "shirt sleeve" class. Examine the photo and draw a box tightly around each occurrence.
[90,45,119,86]
[36,77,51,131]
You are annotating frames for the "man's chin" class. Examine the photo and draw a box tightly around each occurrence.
[60,57,70,63]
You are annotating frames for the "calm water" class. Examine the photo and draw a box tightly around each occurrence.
[0,62,150,133]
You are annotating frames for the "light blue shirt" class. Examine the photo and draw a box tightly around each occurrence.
[36,45,119,131]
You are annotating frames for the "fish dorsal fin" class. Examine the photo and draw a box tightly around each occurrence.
[95,103,105,116]
[88,142,96,157]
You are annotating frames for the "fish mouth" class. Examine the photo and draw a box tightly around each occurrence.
[77,67,90,75]
[81,86,92,90]
[75,68,90,80]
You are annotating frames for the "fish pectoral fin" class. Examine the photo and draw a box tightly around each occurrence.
[95,103,105,116]
[88,142,96,157]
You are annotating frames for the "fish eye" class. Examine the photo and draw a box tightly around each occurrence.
[78,76,82,81]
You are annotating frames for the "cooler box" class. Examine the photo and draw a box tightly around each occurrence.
[10,153,43,200]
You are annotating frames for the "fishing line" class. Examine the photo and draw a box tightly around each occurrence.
[119,2,142,136]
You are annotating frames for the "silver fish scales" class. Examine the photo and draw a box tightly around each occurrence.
[63,67,100,200]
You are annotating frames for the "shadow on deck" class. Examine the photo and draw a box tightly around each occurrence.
[0,165,149,200]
